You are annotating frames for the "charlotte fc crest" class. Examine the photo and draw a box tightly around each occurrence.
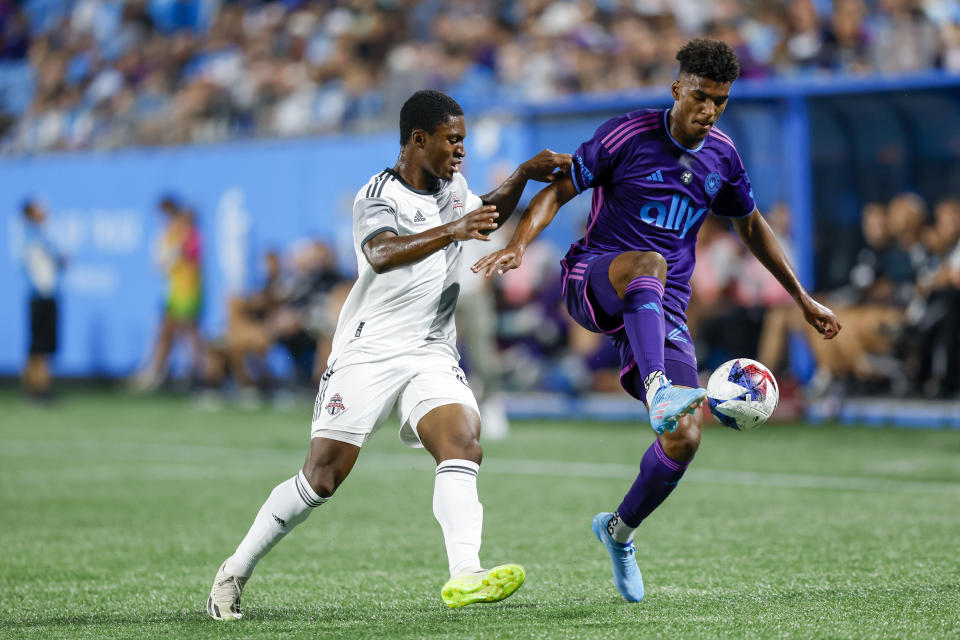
[705,172,721,196]
[325,393,346,416]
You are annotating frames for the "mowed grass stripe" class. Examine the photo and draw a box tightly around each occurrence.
[4,438,959,495]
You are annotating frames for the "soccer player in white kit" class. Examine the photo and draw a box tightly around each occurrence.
[207,90,571,618]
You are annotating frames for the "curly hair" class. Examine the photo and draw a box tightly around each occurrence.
[676,39,740,83]
[399,90,464,145]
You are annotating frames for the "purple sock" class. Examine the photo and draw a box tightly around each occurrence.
[623,276,665,382]
[616,439,689,528]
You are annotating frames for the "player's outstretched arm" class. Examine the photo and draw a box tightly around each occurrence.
[479,150,571,231]
[363,205,499,274]
[472,173,579,277]
[732,209,842,339]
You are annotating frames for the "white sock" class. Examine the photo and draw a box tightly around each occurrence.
[608,511,636,544]
[433,459,483,578]
[644,370,668,407]
[224,470,327,577]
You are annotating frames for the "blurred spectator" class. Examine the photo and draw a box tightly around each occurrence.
[197,241,351,402]
[270,239,350,385]
[19,197,64,401]
[887,191,931,282]
[131,194,203,391]
[841,201,915,307]
[3,0,960,154]
[222,249,286,393]
[0,2,31,60]
[818,0,870,74]
[801,200,911,395]
[773,0,825,72]
[865,0,939,73]
[904,196,960,397]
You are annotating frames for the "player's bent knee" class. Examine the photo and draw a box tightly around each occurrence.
[301,464,340,499]
[611,251,668,294]
[417,404,483,464]
[626,251,667,277]
[644,251,668,276]
[301,436,361,497]
[460,439,483,464]
[434,435,482,465]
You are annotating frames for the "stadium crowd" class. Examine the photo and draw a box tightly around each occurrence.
[2,0,959,153]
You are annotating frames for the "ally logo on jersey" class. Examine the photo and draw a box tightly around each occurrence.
[638,193,708,239]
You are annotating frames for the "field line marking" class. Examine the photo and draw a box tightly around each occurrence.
[361,454,960,496]
[2,439,959,495]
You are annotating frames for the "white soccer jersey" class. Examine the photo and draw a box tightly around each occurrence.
[327,168,484,367]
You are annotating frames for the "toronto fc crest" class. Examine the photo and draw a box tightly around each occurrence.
[325,393,346,416]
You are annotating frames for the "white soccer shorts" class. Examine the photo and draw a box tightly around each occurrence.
[309,350,480,448]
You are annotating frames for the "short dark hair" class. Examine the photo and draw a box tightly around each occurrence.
[676,39,740,83]
[399,90,463,145]
[158,192,182,211]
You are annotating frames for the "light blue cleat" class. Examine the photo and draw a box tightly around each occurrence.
[648,381,707,434]
[591,512,644,602]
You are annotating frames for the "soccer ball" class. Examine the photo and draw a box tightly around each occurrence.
[706,358,779,431]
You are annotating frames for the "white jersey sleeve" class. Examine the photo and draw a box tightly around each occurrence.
[353,171,399,248]
[354,198,398,247]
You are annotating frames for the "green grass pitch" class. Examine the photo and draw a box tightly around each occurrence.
[2,390,959,639]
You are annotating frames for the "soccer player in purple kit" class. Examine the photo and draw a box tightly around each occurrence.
[473,39,842,602]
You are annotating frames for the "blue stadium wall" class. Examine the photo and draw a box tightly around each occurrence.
[2,73,959,377]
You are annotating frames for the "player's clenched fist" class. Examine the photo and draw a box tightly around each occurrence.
[451,205,499,241]
[801,296,842,339]
[521,150,573,183]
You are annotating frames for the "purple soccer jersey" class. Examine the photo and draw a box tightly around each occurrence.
[566,107,756,319]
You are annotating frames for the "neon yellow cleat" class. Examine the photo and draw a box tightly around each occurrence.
[441,564,526,608]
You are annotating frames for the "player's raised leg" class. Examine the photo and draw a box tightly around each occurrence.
[608,251,706,434]
[207,437,359,620]
[415,403,525,608]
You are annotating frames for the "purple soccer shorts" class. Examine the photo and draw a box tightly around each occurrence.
[561,252,699,402]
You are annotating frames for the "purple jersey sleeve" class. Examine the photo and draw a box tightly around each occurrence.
[569,116,630,193]
[711,148,756,218]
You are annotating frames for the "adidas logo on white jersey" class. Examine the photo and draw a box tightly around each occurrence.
[413,210,427,223]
